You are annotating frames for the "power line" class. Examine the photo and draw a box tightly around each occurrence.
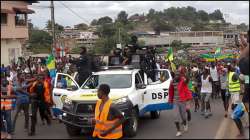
[58,1,90,25]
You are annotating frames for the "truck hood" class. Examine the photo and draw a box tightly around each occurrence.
[68,88,132,101]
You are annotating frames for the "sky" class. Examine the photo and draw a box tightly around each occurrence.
[28,1,249,29]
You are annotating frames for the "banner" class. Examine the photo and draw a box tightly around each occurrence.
[199,53,239,62]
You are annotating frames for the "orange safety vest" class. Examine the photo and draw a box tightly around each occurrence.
[1,85,14,110]
[30,81,51,104]
[92,99,123,139]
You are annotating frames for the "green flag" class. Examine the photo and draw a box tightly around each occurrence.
[215,47,221,55]
[166,47,173,61]
[46,54,55,70]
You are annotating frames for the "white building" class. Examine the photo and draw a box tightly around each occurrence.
[76,31,98,46]
[138,31,224,48]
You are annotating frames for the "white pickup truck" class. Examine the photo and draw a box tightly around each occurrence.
[52,66,173,137]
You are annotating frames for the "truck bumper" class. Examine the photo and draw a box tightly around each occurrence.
[60,105,133,128]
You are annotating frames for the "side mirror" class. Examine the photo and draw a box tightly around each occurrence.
[136,83,146,89]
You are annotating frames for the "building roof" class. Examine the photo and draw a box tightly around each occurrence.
[25,1,38,4]
[13,7,35,14]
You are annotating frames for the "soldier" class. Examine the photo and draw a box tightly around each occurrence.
[69,47,96,86]
[145,46,157,82]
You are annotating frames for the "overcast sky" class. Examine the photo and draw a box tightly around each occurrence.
[28,1,249,29]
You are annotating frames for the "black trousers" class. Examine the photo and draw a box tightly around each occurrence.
[212,81,220,99]
[13,103,29,132]
[30,100,51,133]
[220,89,230,112]
[233,118,244,134]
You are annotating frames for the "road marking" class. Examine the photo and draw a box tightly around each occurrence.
[214,118,229,139]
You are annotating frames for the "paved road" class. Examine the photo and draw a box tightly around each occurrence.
[11,99,249,139]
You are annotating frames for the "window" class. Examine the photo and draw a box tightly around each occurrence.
[15,13,27,26]
[1,13,7,24]
[82,74,132,89]
[135,73,143,85]
[148,70,169,85]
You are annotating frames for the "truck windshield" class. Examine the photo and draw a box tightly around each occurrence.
[81,74,132,89]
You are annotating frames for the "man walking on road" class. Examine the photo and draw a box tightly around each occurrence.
[169,66,192,137]
[210,62,220,99]
[12,73,31,133]
[92,84,125,139]
[200,66,213,118]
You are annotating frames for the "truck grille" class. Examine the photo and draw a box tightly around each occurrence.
[76,103,96,114]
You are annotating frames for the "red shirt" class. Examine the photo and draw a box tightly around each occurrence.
[177,76,192,101]
[169,76,192,103]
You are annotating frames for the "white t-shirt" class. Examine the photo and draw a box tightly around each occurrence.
[210,67,219,81]
[201,75,212,93]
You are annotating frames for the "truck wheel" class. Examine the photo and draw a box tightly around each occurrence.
[124,109,138,137]
[65,125,81,136]
[150,111,160,119]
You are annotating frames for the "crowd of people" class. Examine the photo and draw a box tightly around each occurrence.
[0,54,80,138]
[1,34,249,139]
[165,33,249,138]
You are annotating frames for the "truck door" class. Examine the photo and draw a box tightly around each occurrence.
[141,69,173,114]
[52,73,79,110]
[134,72,146,109]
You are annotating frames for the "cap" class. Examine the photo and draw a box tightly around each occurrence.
[205,66,209,70]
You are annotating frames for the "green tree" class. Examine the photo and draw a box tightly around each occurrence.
[29,29,53,53]
[46,20,64,31]
[97,16,113,25]
[147,8,156,20]
[94,37,116,54]
[117,11,128,24]
[197,10,209,22]
[75,23,88,30]
[209,9,224,21]
[90,19,98,26]
[151,17,175,34]
[96,23,116,38]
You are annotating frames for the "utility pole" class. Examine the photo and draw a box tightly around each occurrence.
[118,28,121,44]
[51,0,55,55]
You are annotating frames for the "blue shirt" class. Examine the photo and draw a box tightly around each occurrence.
[13,81,30,104]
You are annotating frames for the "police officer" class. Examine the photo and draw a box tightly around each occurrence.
[145,46,157,81]
[69,47,96,86]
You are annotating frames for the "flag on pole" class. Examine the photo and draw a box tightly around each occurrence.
[166,47,174,61]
